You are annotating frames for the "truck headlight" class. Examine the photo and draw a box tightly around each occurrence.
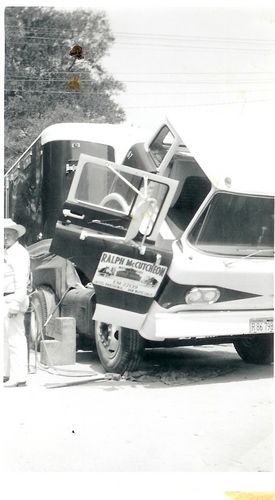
[185,287,220,305]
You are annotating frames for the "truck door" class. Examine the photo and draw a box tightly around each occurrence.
[145,120,184,175]
[51,154,178,330]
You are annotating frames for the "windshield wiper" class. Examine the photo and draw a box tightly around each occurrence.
[243,248,274,258]
[224,248,274,267]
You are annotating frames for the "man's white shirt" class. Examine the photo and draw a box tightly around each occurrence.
[4,241,30,313]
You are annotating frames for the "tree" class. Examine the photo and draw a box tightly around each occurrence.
[5,6,126,170]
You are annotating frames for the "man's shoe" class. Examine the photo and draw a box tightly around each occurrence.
[3,380,27,387]
[3,376,9,383]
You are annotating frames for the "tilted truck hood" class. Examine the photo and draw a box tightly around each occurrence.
[166,101,275,195]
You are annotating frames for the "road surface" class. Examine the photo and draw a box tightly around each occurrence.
[1,343,273,472]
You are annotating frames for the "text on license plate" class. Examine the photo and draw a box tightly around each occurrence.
[250,318,273,334]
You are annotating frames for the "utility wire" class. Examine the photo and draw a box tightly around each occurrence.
[125,97,275,108]
[5,32,275,50]
[5,78,275,84]
[6,37,274,51]
[5,26,275,43]
[4,89,113,95]
[112,42,275,52]
[7,70,274,75]
[4,89,275,105]
[113,32,275,44]
[5,88,275,95]
[98,71,275,75]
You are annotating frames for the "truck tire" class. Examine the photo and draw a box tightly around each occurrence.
[95,321,144,374]
[234,334,274,365]
[29,287,58,349]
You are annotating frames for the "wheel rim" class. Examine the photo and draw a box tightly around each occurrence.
[96,322,122,360]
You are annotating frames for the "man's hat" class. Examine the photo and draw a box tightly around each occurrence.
[4,218,26,238]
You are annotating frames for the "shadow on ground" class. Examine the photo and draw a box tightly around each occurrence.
[76,344,273,388]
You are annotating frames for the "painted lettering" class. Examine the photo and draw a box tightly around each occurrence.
[126,258,134,267]
[101,252,108,263]
[115,255,125,265]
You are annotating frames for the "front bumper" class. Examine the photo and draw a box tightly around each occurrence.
[139,301,273,340]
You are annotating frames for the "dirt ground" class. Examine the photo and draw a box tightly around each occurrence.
[0,343,273,472]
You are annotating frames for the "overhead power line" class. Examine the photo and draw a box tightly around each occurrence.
[125,97,275,108]
[113,41,275,52]
[5,88,275,96]
[4,88,275,104]
[12,70,275,75]
[106,71,275,75]
[113,31,275,44]
[5,26,275,44]
[5,78,275,84]
[5,36,275,52]
[5,70,275,76]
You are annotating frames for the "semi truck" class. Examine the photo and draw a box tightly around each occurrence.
[4,117,274,374]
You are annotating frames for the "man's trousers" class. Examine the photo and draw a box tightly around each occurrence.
[4,305,28,382]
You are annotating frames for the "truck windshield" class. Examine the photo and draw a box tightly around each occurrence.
[188,192,274,257]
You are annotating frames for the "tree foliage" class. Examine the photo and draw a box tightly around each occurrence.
[5,6,126,170]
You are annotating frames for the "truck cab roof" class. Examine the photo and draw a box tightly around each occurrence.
[166,103,275,196]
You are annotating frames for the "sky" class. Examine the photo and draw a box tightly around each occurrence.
[101,4,275,127]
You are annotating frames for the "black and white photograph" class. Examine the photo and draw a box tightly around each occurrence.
[1,0,274,482]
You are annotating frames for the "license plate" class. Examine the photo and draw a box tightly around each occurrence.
[250,318,273,334]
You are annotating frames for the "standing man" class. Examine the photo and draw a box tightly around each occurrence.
[4,218,30,387]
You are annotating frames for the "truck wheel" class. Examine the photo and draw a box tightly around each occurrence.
[95,321,144,374]
[234,334,274,364]
[29,287,58,349]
